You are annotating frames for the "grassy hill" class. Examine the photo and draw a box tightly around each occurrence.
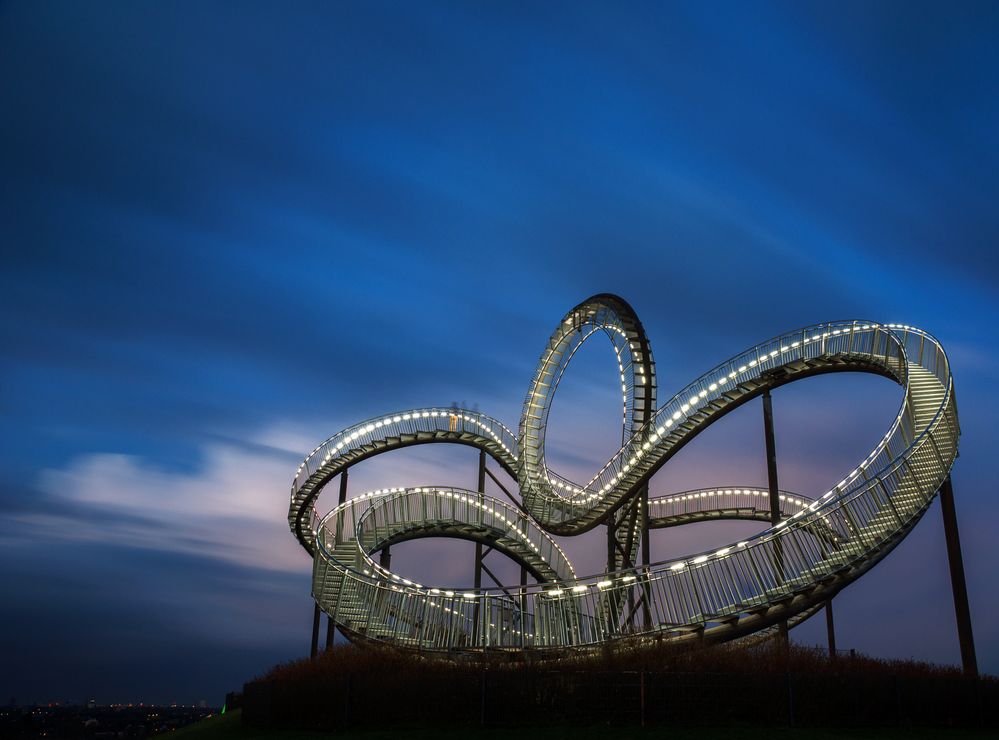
[220,642,994,734]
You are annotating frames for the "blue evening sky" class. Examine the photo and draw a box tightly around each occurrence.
[1,1,997,703]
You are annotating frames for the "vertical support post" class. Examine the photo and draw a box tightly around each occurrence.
[369,457,388,573]
[939,476,979,678]
[606,519,616,575]
[641,485,650,567]
[762,388,789,649]
[472,450,486,646]
[520,565,527,649]
[641,483,651,631]
[606,495,642,631]
[472,542,483,645]
[762,390,782,530]
[825,600,836,658]
[323,469,350,652]
[310,602,320,658]
[338,469,349,506]
[477,448,486,496]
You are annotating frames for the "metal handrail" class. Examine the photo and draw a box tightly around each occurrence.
[648,486,813,524]
[288,407,520,552]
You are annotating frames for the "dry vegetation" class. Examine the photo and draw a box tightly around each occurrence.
[244,641,995,731]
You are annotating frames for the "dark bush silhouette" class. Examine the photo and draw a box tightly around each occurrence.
[243,641,995,730]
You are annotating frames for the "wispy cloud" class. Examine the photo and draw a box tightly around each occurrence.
[11,423,502,579]
[11,430,310,573]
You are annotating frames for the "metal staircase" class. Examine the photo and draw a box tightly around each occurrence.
[288,296,959,655]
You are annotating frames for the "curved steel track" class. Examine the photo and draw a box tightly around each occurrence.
[289,294,959,654]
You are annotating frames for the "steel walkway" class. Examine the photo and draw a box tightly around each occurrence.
[288,295,959,654]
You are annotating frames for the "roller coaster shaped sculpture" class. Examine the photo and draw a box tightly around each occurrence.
[288,294,960,655]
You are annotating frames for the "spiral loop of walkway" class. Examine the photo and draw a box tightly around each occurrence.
[289,295,959,653]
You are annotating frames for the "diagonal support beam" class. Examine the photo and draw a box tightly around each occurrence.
[484,464,525,511]
[939,476,978,678]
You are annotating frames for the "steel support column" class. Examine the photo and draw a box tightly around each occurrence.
[472,450,486,645]
[520,565,527,649]
[325,469,349,652]
[762,388,789,649]
[605,491,642,631]
[338,469,349,506]
[939,476,978,678]
[762,390,782,529]
[477,449,486,496]
[825,600,836,658]
[310,602,320,658]
[641,483,651,631]
[375,471,391,572]
[606,521,615,577]
[325,615,335,650]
